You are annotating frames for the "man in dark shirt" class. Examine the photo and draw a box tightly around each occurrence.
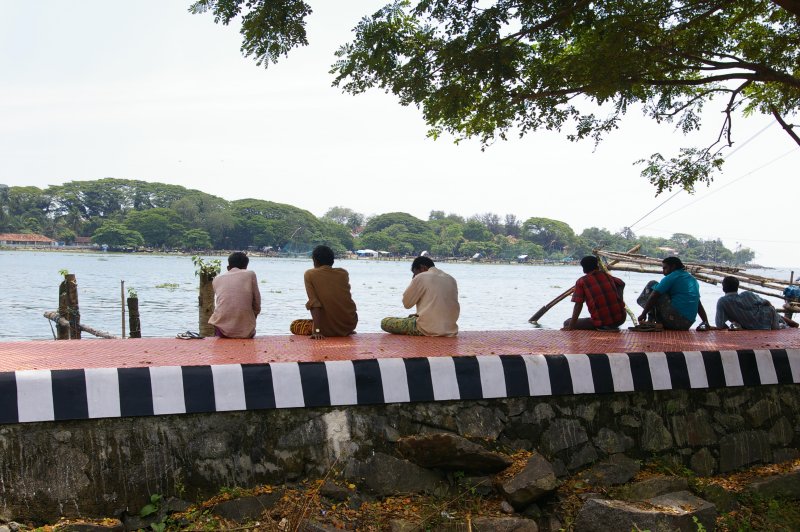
[715,276,790,330]
[563,256,626,330]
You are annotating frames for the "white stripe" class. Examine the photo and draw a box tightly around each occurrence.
[85,368,121,418]
[683,351,708,389]
[609,354,634,392]
[565,354,594,394]
[270,363,305,408]
[211,365,246,411]
[325,361,358,406]
[16,370,54,422]
[645,352,672,390]
[428,357,460,400]
[754,350,778,385]
[477,356,507,398]
[377,358,410,403]
[788,349,800,383]
[720,350,744,386]
[521,355,551,396]
[150,366,186,415]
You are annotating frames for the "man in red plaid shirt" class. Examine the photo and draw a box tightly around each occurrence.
[563,256,626,330]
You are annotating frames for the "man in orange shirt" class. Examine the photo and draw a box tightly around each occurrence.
[290,245,358,339]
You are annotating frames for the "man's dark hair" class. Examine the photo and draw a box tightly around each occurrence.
[312,245,335,266]
[722,276,740,293]
[662,256,685,270]
[580,255,599,273]
[411,256,435,272]
[228,251,249,269]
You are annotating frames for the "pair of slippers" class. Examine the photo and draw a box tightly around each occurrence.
[628,322,664,332]
[176,331,203,339]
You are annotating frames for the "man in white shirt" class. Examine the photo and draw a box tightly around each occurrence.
[208,251,261,338]
[381,256,460,336]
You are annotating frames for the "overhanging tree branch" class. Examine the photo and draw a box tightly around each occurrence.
[771,106,800,147]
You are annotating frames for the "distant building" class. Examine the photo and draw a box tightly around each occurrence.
[0,233,56,247]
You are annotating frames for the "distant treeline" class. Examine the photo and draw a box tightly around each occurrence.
[0,179,755,264]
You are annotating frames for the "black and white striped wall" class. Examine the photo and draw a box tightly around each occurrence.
[1,349,798,424]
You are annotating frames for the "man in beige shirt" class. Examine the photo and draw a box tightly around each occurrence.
[208,252,261,338]
[381,256,459,337]
[290,245,358,339]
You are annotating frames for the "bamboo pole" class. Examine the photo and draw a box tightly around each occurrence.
[121,280,126,339]
[43,312,117,339]
[598,250,791,298]
[528,244,641,323]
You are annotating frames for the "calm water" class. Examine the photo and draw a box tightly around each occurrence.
[0,250,792,341]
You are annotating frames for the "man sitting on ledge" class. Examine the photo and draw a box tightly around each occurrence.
[290,245,358,339]
[715,276,797,330]
[637,256,710,330]
[563,255,627,331]
[381,256,459,337]
[208,251,261,338]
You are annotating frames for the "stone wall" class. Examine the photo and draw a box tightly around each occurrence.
[1,384,798,522]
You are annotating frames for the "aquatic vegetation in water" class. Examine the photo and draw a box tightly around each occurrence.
[155,283,179,290]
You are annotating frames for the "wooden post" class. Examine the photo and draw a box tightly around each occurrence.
[64,273,81,339]
[57,279,70,340]
[127,297,141,338]
[198,270,215,337]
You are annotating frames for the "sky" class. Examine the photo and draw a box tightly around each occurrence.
[1,1,799,268]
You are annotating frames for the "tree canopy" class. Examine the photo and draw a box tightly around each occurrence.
[0,178,756,264]
[192,0,800,193]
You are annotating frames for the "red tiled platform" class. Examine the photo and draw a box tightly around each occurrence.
[0,329,798,372]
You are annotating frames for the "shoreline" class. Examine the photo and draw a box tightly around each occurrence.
[0,245,582,266]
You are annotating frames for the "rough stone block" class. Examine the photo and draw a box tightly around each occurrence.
[397,432,512,473]
[496,453,559,510]
[719,431,772,472]
[581,454,640,487]
[541,419,588,454]
[573,491,716,532]
[690,448,717,477]
[593,428,633,455]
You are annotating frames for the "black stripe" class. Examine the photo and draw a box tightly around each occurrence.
[545,355,573,395]
[403,358,434,402]
[118,368,154,417]
[299,362,330,407]
[182,366,216,414]
[627,353,653,391]
[242,364,276,410]
[587,354,614,394]
[0,372,18,424]
[352,359,384,404]
[52,369,89,421]
[770,350,794,384]
[701,351,726,388]
[500,355,529,397]
[665,352,690,389]
[737,350,761,386]
[453,356,482,400]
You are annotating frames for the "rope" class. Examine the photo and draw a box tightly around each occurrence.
[627,121,776,231]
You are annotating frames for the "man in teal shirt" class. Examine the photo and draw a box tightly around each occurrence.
[637,257,710,330]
